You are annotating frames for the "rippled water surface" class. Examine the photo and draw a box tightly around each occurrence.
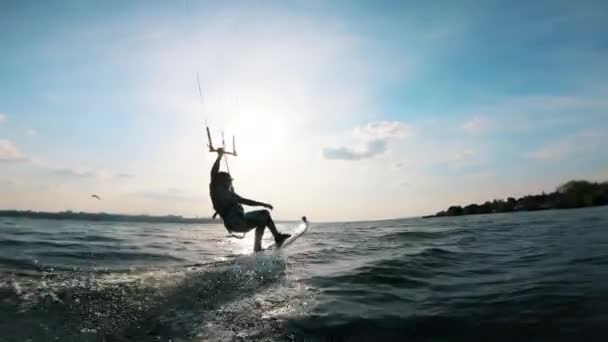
[1,206,608,341]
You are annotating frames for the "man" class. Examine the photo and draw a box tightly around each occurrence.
[209,148,290,252]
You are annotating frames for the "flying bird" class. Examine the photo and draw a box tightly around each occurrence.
[91,194,101,200]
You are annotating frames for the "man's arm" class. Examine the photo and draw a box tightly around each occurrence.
[235,194,273,210]
[210,148,224,179]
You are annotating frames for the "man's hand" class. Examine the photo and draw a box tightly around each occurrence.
[211,148,224,176]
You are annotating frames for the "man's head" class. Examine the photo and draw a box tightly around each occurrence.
[214,171,233,189]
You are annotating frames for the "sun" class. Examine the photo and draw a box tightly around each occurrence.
[228,110,288,161]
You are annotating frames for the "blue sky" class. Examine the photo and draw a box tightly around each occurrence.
[1,0,607,221]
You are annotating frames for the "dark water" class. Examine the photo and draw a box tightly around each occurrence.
[1,206,608,341]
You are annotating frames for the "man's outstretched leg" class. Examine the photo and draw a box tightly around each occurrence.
[248,210,290,252]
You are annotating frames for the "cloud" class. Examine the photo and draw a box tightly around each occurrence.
[48,167,136,182]
[443,148,481,171]
[50,168,96,178]
[323,139,388,161]
[130,188,201,202]
[459,92,608,135]
[527,129,607,161]
[324,121,411,161]
[453,149,475,162]
[0,140,28,162]
[0,114,6,124]
[0,179,16,187]
[462,116,493,134]
[354,121,412,139]
[25,129,37,136]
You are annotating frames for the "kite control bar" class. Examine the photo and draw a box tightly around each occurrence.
[198,72,237,157]
[206,126,237,156]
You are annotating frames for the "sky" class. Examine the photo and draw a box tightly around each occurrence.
[1,0,607,221]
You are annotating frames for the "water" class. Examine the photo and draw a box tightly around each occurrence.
[1,206,607,341]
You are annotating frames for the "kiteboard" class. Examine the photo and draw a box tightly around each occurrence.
[266,216,310,250]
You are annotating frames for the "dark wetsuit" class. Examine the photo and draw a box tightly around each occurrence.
[210,176,271,233]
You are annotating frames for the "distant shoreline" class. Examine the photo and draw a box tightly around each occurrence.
[3,180,606,223]
[0,210,215,224]
[424,180,608,218]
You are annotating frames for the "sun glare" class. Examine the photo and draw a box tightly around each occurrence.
[229,110,288,161]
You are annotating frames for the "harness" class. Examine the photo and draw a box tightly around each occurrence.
[211,204,247,239]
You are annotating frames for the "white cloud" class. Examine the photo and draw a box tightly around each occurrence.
[0,140,27,162]
[0,114,6,124]
[324,121,411,161]
[51,168,96,178]
[130,188,202,202]
[49,168,136,182]
[323,139,388,161]
[0,179,16,188]
[453,149,475,162]
[25,129,37,136]
[459,92,608,135]
[527,129,607,161]
[433,148,480,171]
[354,121,412,139]
[462,116,493,134]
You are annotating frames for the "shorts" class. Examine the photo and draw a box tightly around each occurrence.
[224,209,271,233]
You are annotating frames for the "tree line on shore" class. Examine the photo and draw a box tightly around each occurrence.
[0,210,215,224]
[429,180,608,218]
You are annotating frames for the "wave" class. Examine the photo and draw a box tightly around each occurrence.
[34,250,188,263]
[68,235,124,243]
[286,312,602,342]
[312,249,454,287]
[0,238,83,249]
[0,254,288,341]
[310,246,502,290]
[569,255,608,265]
[0,257,40,272]
[380,230,451,240]
[1,229,125,243]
